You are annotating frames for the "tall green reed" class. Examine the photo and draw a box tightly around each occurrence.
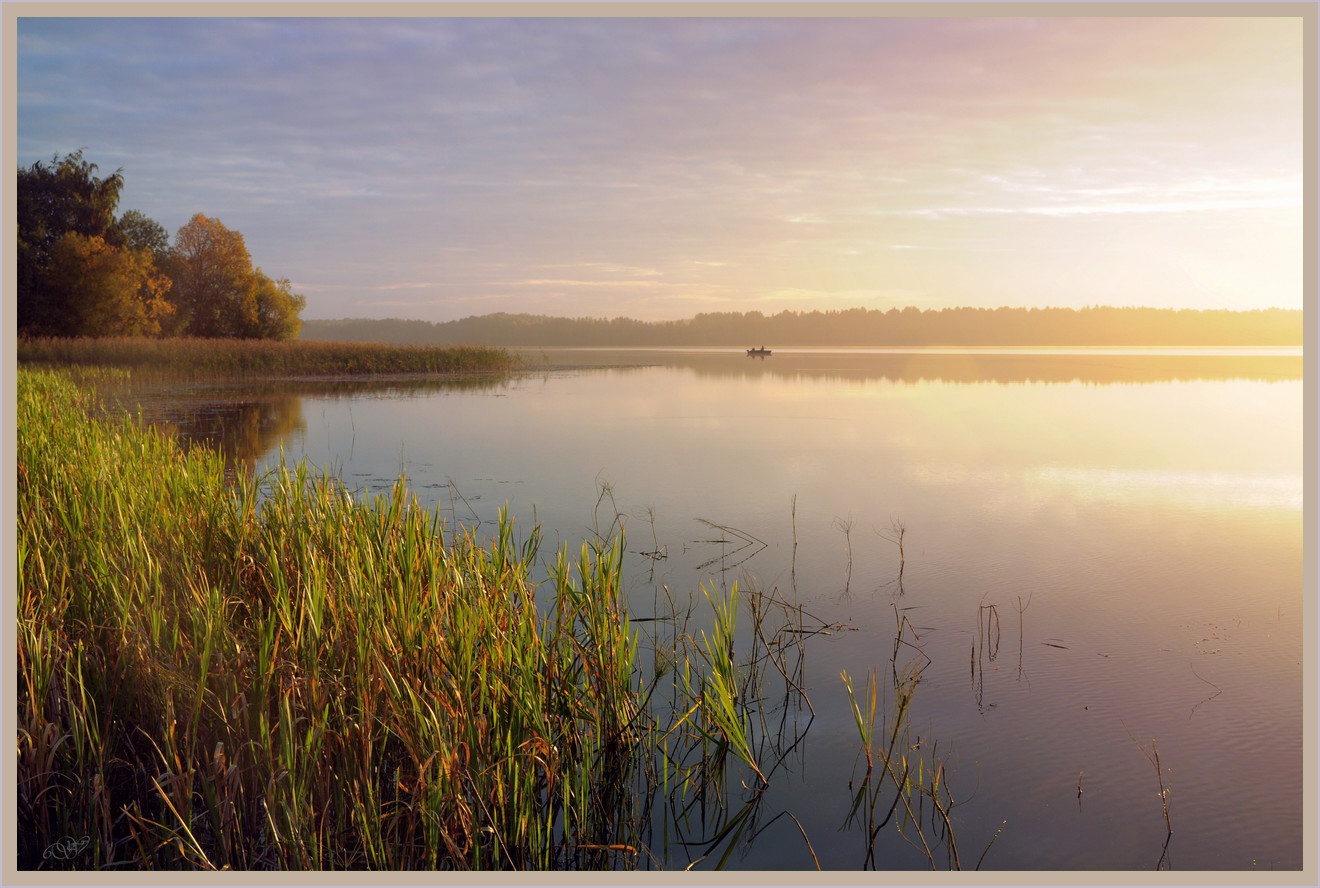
[17,367,643,870]
[18,365,982,872]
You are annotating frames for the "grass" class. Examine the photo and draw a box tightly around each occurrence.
[17,367,640,869]
[16,367,827,871]
[17,336,518,381]
[17,365,985,871]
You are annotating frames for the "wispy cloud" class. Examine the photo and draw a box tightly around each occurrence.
[512,279,668,289]
[16,15,1303,319]
[889,196,1301,219]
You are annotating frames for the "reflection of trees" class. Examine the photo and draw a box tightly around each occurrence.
[145,395,306,467]
[120,353,1297,469]
[128,375,516,468]
[659,352,1301,386]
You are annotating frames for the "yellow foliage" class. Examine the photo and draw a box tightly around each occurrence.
[48,233,174,337]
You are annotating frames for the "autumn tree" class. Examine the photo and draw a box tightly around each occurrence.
[19,151,304,340]
[46,232,175,336]
[167,213,305,340]
[250,272,307,341]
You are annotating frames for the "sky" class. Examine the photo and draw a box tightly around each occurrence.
[14,12,1306,322]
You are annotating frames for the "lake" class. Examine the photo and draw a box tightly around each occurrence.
[125,347,1305,871]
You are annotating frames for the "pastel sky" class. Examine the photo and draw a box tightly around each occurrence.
[15,13,1305,321]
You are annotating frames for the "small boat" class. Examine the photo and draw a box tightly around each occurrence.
[746,347,772,356]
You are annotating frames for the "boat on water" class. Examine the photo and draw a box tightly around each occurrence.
[747,347,772,356]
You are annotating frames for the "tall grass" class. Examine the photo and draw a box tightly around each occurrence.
[17,366,984,871]
[17,336,517,381]
[17,368,637,870]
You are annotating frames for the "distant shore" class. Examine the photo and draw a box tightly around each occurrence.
[298,305,1303,349]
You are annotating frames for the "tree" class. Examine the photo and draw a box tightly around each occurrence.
[250,271,307,341]
[46,233,175,337]
[18,152,304,340]
[167,213,305,340]
[18,150,126,335]
[116,209,170,263]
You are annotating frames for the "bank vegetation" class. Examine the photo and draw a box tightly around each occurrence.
[16,337,517,381]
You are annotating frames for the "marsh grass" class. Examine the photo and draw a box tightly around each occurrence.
[17,368,829,871]
[17,336,517,381]
[17,368,644,870]
[644,577,823,869]
[18,366,984,872]
[841,606,989,870]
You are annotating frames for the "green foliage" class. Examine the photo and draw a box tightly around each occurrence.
[250,272,307,341]
[116,209,171,264]
[18,150,127,336]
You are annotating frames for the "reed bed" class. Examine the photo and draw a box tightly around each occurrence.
[17,367,638,870]
[17,336,517,381]
[18,366,984,871]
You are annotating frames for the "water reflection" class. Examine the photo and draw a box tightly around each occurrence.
[123,352,1300,470]
[108,349,1302,869]
[520,348,1301,386]
[127,374,516,468]
[140,394,306,468]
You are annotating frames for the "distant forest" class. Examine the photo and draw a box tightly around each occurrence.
[300,306,1302,347]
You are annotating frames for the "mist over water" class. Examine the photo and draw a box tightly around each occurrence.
[132,348,1303,870]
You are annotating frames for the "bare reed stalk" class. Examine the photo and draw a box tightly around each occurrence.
[877,518,906,563]
[1016,594,1032,681]
[790,495,798,596]
[1121,722,1174,869]
[840,606,979,870]
[833,516,854,595]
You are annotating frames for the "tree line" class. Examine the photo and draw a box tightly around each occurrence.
[302,305,1303,348]
[18,150,305,340]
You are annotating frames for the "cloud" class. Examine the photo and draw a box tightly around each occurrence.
[512,279,668,289]
[16,16,1304,320]
[889,196,1301,219]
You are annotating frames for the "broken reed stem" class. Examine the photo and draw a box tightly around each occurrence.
[1152,743,1172,834]
[790,495,798,597]
[1120,719,1174,865]
[833,516,854,594]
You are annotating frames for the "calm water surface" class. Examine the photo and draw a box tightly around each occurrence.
[133,348,1305,871]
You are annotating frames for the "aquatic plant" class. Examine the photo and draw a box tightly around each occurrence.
[841,606,992,870]
[17,368,640,870]
[17,366,989,872]
[17,336,517,380]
